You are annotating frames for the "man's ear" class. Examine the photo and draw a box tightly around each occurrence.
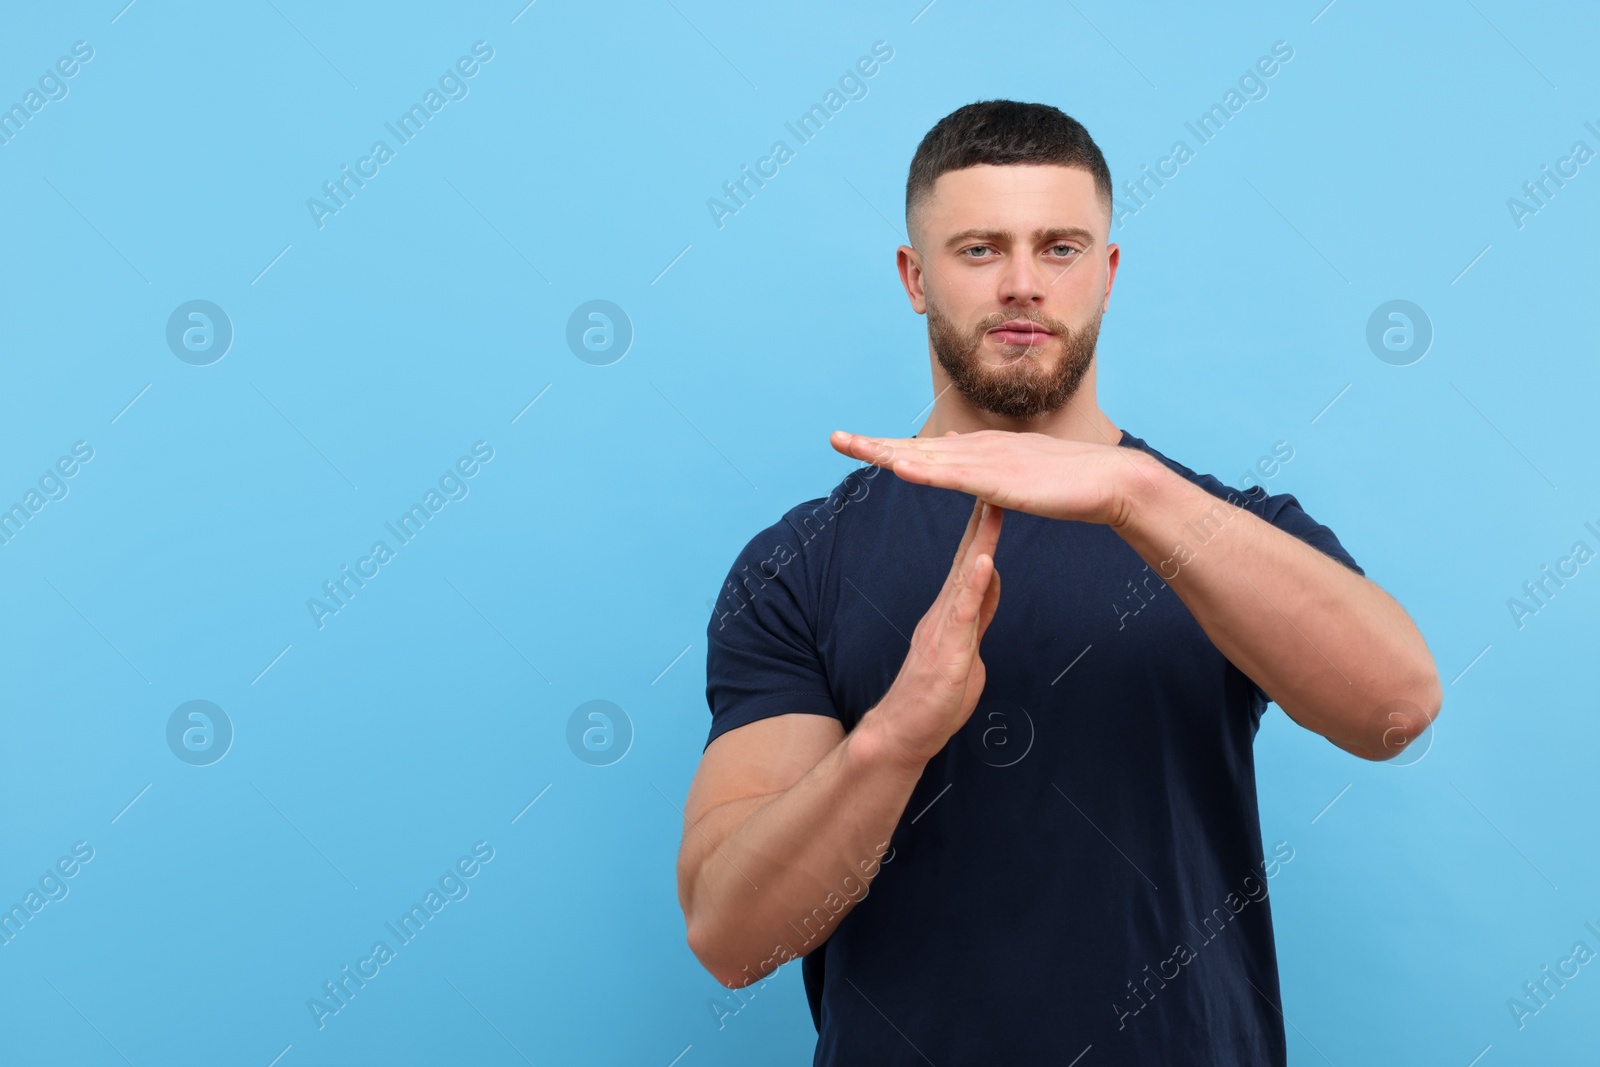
[1102,242,1120,314]
[898,244,928,315]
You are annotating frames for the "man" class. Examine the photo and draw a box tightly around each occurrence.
[675,100,1442,1065]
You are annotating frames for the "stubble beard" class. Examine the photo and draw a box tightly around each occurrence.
[927,297,1103,422]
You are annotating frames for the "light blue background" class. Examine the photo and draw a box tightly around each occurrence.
[1,1,1595,1064]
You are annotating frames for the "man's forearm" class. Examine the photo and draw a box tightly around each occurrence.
[1112,454,1442,759]
[683,712,925,987]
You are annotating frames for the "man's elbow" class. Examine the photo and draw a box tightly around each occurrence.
[685,919,764,990]
[679,870,736,987]
[1351,669,1444,763]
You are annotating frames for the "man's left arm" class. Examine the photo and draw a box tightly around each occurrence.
[827,428,1443,762]
[1114,451,1442,761]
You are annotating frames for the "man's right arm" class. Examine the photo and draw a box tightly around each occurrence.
[677,497,1004,988]
[676,709,926,988]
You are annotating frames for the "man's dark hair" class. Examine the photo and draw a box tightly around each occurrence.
[905,100,1113,246]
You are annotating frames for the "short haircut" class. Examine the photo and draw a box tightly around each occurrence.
[904,100,1113,246]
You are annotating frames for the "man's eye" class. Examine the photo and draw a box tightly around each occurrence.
[962,246,992,258]
[1050,245,1081,258]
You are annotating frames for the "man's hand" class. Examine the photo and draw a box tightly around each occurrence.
[829,428,1158,528]
[859,495,1003,771]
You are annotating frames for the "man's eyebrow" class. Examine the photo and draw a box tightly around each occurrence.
[942,226,1096,250]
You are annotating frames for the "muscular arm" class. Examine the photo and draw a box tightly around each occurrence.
[680,497,1002,987]
[1112,453,1443,760]
[677,710,923,988]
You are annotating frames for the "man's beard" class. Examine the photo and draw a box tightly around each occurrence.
[927,298,1102,421]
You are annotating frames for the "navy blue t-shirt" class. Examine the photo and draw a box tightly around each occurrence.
[702,429,1364,1066]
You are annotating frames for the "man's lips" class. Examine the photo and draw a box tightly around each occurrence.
[988,321,1053,345]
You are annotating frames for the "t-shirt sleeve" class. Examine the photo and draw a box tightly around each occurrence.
[702,513,843,752]
[1258,489,1365,578]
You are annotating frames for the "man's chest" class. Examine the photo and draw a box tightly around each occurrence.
[813,516,1235,742]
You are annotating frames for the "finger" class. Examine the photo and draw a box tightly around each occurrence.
[976,500,1003,557]
[830,431,919,469]
[895,447,994,498]
[962,500,1003,586]
[944,498,988,597]
[837,432,992,498]
[962,503,1002,616]
[975,565,1001,643]
[955,503,1002,623]
[833,431,972,468]
[951,552,995,638]
[947,495,1011,598]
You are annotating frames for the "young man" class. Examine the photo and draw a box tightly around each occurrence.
[676,100,1441,1065]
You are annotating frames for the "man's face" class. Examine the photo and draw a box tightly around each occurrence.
[904,164,1116,422]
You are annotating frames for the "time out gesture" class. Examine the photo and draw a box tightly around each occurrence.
[829,427,1443,763]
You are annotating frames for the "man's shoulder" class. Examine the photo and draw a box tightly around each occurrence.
[1120,427,1364,575]
[705,463,889,649]
[735,462,890,557]
[1118,429,1274,515]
